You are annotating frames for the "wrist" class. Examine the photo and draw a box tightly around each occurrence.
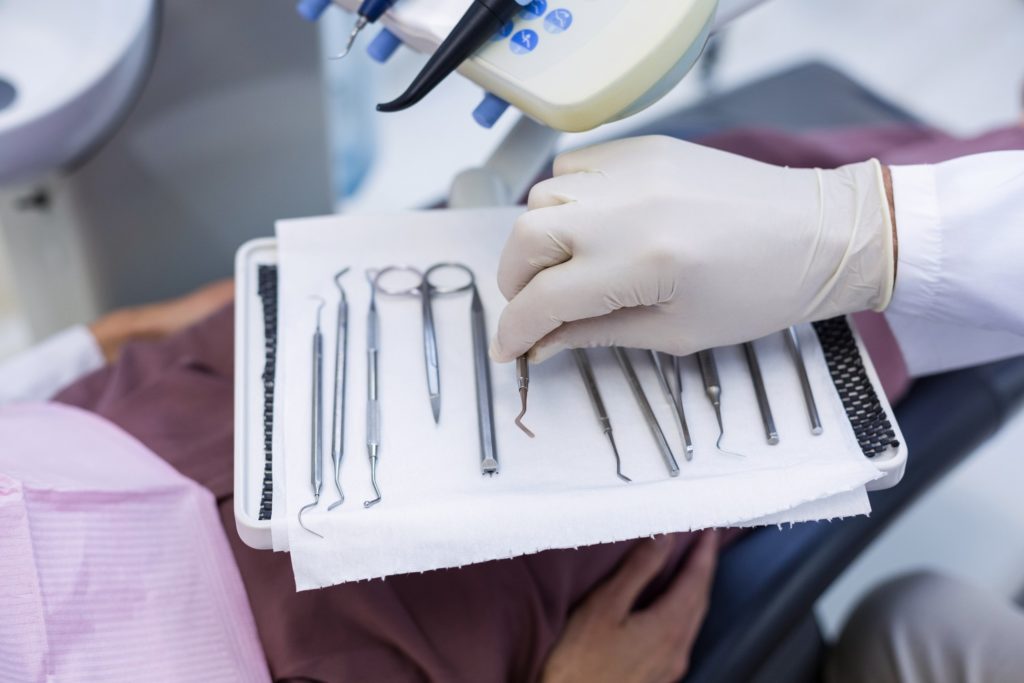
[88,307,157,363]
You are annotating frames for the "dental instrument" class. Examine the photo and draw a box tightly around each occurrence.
[422,263,499,475]
[377,0,528,113]
[613,347,679,477]
[670,355,696,456]
[299,297,326,538]
[361,0,718,132]
[421,273,443,424]
[742,341,779,445]
[364,272,383,508]
[332,0,397,60]
[697,348,743,457]
[649,351,694,460]
[784,326,824,435]
[515,354,534,437]
[328,269,350,510]
[572,349,630,482]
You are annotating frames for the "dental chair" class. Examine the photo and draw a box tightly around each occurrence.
[631,61,1024,683]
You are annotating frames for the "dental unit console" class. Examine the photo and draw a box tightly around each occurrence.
[299,0,719,132]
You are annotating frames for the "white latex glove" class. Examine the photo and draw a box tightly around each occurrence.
[490,136,895,363]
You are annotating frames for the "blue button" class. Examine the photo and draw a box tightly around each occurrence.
[519,0,547,20]
[510,29,539,54]
[544,8,573,33]
[367,28,402,63]
[493,21,514,40]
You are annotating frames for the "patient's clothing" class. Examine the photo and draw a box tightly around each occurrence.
[55,123,1024,681]
[55,305,701,682]
[0,402,269,683]
[825,572,1024,683]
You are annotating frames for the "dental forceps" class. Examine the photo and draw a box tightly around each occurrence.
[299,297,326,538]
[784,326,823,435]
[697,349,744,457]
[573,349,630,482]
[613,347,679,477]
[328,269,350,510]
[743,341,779,445]
[423,263,498,475]
[649,351,694,460]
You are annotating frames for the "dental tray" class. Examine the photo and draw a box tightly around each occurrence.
[233,213,907,553]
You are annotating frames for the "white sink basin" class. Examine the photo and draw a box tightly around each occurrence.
[0,0,156,185]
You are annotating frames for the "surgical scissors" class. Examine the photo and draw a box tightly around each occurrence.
[374,265,471,424]
[649,351,694,460]
[614,347,679,477]
[328,269,350,510]
[573,349,630,482]
[784,326,823,435]
[299,296,326,538]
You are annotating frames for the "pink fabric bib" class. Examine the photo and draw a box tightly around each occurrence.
[0,403,269,682]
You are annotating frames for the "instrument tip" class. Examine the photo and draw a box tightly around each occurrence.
[430,394,441,424]
[515,388,535,438]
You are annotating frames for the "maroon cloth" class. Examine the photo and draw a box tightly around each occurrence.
[56,123,1024,682]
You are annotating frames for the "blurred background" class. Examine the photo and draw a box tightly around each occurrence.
[0,0,1022,642]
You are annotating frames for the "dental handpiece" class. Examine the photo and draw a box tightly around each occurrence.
[332,0,398,60]
[364,280,383,508]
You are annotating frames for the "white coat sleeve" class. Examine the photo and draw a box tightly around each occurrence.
[886,151,1024,376]
[0,326,105,403]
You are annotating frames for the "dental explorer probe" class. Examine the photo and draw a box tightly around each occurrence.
[421,275,442,424]
[784,327,824,435]
[299,297,326,538]
[649,351,694,460]
[697,349,744,457]
[742,341,779,445]
[328,269,350,510]
[364,274,383,508]
[515,355,535,437]
[331,0,397,60]
[613,347,680,477]
[572,349,630,482]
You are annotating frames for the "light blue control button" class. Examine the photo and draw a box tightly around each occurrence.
[519,0,547,20]
[544,8,573,33]
[493,20,514,40]
[510,29,539,54]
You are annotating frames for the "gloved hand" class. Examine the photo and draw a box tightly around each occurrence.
[490,136,895,363]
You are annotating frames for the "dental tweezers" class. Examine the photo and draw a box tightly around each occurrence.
[784,326,823,435]
[573,349,630,482]
[364,275,383,508]
[328,270,350,510]
[649,351,694,460]
[614,347,679,477]
[298,298,326,538]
